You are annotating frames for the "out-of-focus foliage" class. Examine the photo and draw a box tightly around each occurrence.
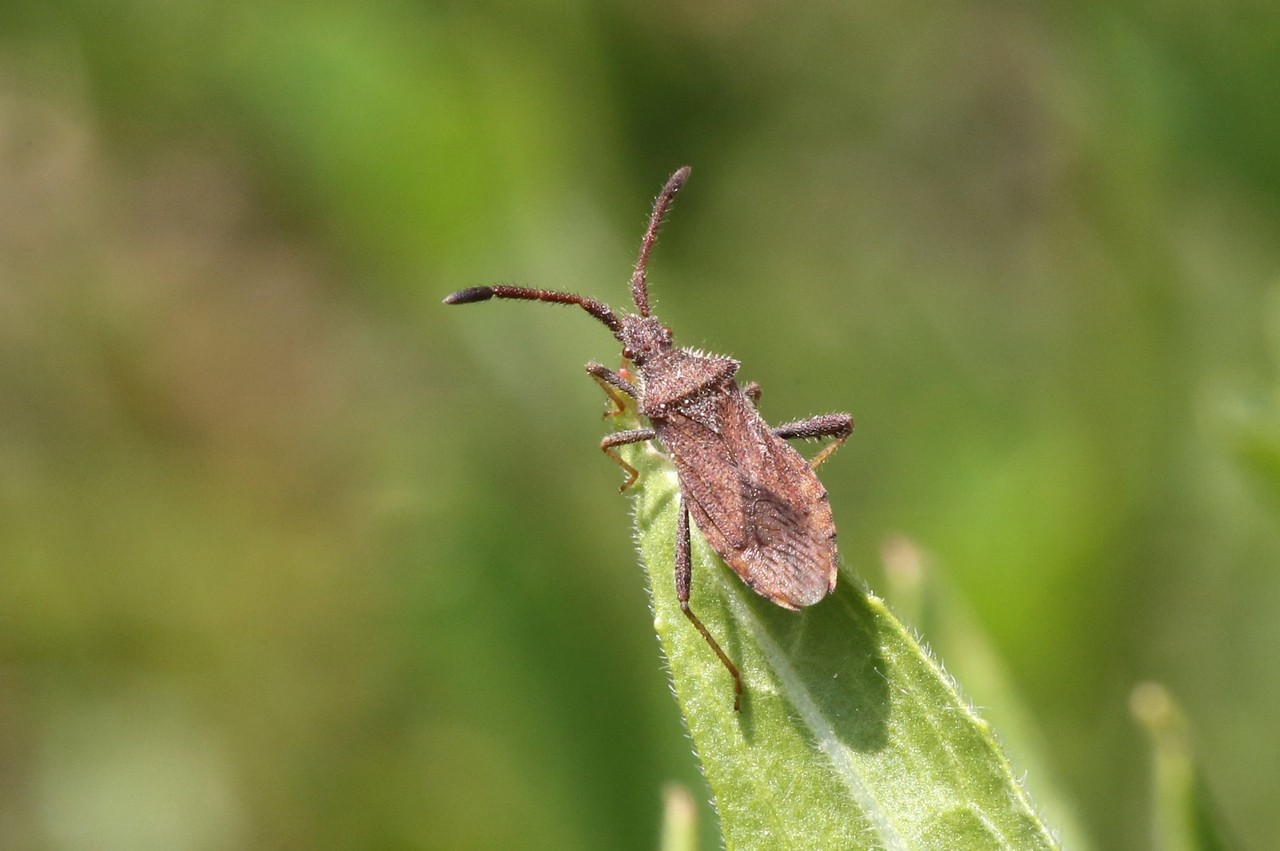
[1131,682,1238,851]
[1,2,1278,849]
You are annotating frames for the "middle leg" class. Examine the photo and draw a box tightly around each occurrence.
[599,428,656,491]
[773,413,854,470]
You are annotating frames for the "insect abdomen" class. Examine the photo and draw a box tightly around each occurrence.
[656,390,838,609]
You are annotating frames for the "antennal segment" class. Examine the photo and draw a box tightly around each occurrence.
[443,285,622,334]
[630,166,691,317]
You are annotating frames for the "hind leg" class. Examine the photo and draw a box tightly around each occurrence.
[675,497,743,711]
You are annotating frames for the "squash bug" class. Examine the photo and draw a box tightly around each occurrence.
[444,167,853,710]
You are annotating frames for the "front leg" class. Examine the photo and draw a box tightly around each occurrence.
[586,362,639,418]
[773,413,854,470]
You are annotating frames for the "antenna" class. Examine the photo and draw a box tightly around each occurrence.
[630,166,690,317]
[443,286,622,334]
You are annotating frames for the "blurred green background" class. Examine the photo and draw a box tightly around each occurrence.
[2,1,1279,848]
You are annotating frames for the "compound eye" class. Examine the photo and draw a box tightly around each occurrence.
[622,347,634,360]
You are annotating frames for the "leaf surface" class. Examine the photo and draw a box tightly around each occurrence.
[619,425,1059,850]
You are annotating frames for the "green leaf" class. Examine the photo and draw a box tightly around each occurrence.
[618,420,1060,850]
[880,537,1093,851]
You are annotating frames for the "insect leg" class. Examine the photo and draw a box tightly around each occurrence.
[773,413,854,470]
[586,362,639,418]
[676,498,743,712]
[600,428,656,491]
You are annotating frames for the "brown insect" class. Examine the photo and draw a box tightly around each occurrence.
[444,167,853,710]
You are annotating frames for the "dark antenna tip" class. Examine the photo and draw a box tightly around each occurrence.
[443,286,495,305]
